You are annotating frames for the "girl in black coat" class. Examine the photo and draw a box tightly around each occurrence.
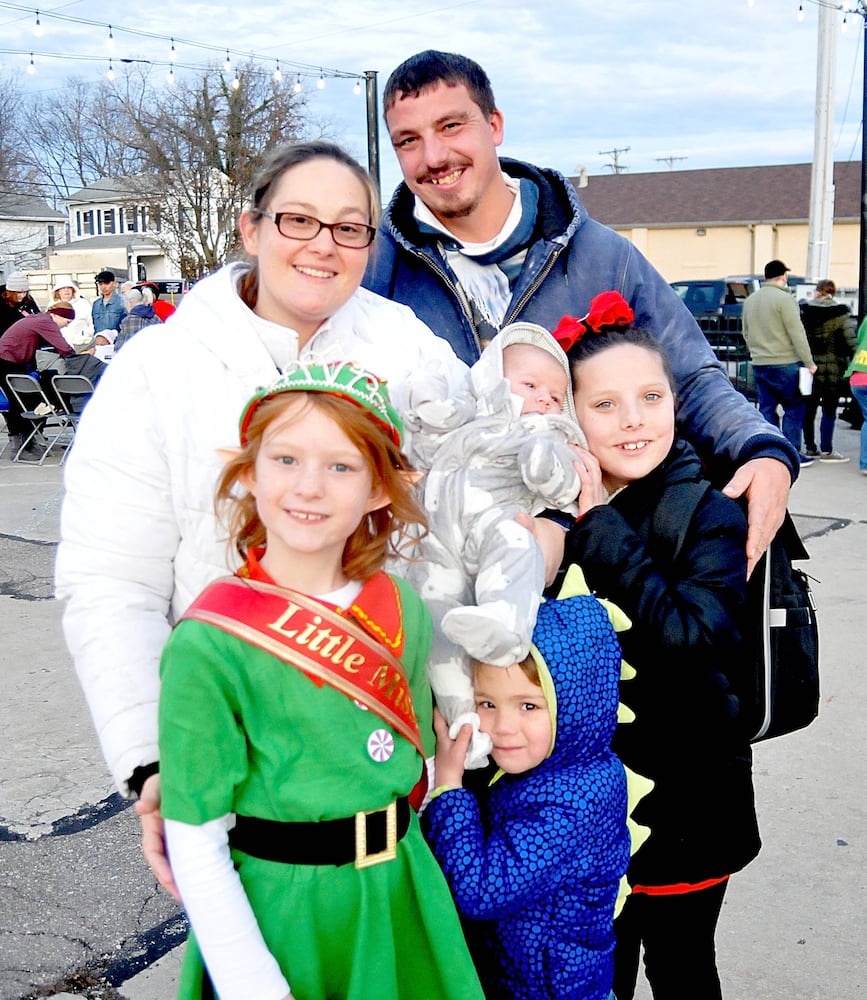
[553,300,761,1000]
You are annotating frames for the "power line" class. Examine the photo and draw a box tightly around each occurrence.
[0,1,363,80]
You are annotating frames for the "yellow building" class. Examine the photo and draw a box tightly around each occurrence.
[572,161,861,287]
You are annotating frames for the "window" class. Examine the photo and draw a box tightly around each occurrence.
[47,224,56,247]
[82,210,94,235]
[103,209,115,234]
[125,206,138,232]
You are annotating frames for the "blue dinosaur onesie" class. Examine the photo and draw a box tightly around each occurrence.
[424,593,630,1000]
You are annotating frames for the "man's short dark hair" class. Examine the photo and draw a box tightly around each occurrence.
[383,50,496,118]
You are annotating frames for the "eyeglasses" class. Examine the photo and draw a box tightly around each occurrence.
[254,210,376,249]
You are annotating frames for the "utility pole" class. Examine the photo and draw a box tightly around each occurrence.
[858,2,867,322]
[364,70,380,201]
[655,156,687,170]
[806,2,837,283]
[599,146,630,174]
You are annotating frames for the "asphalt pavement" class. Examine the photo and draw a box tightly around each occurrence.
[0,421,864,1000]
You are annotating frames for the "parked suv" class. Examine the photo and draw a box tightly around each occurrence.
[669,277,761,319]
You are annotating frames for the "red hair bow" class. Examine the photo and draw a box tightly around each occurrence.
[552,291,635,351]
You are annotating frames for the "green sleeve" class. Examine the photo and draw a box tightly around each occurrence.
[158,620,250,824]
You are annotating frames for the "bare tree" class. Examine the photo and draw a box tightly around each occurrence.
[0,72,35,196]
[11,61,310,277]
[106,61,309,277]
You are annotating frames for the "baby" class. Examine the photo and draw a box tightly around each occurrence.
[403,322,584,766]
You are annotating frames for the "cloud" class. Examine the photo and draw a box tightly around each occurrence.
[2,0,862,196]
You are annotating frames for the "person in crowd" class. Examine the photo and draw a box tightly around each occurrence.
[799,279,857,463]
[425,592,629,1000]
[91,269,127,342]
[845,316,867,477]
[51,276,94,347]
[552,294,761,999]
[363,49,798,577]
[742,260,817,465]
[403,322,583,766]
[1,274,40,335]
[55,331,107,413]
[54,140,467,899]
[0,302,76,453]
[114,287,162,352]
[138,281,177,322]
[159,360,484,1000]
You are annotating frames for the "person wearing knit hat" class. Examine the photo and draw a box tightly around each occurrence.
[1,273,41,337]
[402,321,585,768]
[0,305,76,452]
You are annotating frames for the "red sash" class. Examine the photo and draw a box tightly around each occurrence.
[181,575,424,758]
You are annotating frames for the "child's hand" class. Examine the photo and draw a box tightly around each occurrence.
[574,446,608,516]
[433,708,471,790]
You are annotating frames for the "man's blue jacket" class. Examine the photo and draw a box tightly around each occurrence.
[364,157,798,483]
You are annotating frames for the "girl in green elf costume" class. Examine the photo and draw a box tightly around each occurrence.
[158,360,484,1000]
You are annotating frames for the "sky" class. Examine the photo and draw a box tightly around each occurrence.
[1,0,864,200]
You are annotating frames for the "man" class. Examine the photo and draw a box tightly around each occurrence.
[0,274,40,335]
[364,50,798,575]
[742,260,816,466]
[91,269,127,342]
[0,302,76,453]
[114,287,162,352]
[799,278,856,463]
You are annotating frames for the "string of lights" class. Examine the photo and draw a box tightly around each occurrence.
[0,0,366,86]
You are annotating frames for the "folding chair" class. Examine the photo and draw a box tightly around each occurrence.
[0,385,10,459]
[51,374,95,465]
[4,373,72,465]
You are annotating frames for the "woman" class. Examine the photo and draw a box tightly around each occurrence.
[55,140,467,896]
[51,277,94,347]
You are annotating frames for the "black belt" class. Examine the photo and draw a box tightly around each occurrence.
[229,798,410,869]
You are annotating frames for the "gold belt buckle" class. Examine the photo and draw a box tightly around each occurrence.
[354,801,398,869]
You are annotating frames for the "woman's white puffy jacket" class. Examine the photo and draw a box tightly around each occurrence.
[55,263,466,794]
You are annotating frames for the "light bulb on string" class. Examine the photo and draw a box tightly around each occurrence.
[294,76,302,93]
[842,14,848,33]
[317,72,325,90]
[167,67,175,85]
[33,11,42,37]
[797,3,804,21]
[232,74,240,91]
[224,50,232,74]
[170,38,177,62]
[107,24,114,49]
[274,60,283,83]
[747,0,754,7]
[107,60,115,82]
[27,52,35,75]
[353,79,361,96]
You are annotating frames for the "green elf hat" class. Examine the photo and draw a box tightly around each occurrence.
[239,360,405,449]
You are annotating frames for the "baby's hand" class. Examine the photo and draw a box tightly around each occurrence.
[574,447,608,516]
[433,708,471,790]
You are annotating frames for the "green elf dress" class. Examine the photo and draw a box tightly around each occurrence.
[159,551,483,1000]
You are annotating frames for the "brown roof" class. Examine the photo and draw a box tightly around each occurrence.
[571,161,862,227]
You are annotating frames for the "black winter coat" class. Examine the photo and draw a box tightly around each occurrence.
[557,439,761,886]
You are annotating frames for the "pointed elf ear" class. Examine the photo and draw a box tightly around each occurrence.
[399,469,424,487]
[216,447,243,466]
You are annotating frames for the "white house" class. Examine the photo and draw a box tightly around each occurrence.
[52,176,172,282]
[0,195,68,281]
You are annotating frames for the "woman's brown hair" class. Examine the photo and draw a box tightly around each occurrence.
[216,392,426,581]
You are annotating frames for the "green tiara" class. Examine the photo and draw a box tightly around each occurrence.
[239,360,404,448]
